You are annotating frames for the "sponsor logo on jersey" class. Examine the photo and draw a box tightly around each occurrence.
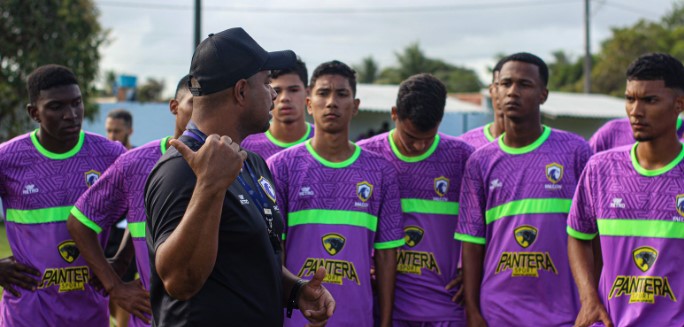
[322,233,345,256]
[544,163,563,190]
[609,246,677,303]
[298,233,359,285]
[356,181,373,202]
[610,198,626,209]
[397,226,440,275]
[496,226,557,277]
[489,179,502,190]
[22,184,39,195]
[676,194,684,217]
[258,176,276,203]
[238,194,249,205]
[37,240,90,292]
[299,186,315,196]
[434,176,449,197]
[84,170,101,187]
[58,240,80,263]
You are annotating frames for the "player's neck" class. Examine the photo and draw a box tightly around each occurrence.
[37,128,79,154]
[192,115,243,145]
[310,132,355,162]
[635,135,682,170]
[489,116,505,139]
[503,118,543,148]
[269,119,308,143]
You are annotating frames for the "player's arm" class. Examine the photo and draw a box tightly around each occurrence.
[153,136,245,300]
[462,242,486,327]
[374,248,397,327]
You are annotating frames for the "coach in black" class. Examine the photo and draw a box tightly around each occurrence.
[145,27,335,326]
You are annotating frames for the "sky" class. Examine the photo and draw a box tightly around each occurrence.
[96,0,678,97]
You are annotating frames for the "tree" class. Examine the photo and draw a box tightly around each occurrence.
[0,0,108,141]
[354,56,380,84]
[136,78,165,102]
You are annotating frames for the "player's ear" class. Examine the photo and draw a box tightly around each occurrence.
[169,99,179,116]
[674,91,684,115]
[352,98,360,117]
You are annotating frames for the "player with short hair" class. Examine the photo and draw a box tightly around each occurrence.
[0,64,125,326]
[106,109,134,150]
[268,60,404,327]
[358,73,473,326]
[457,58,506,149]
[455,53,591,326]
[568,53,684,327]
[66,75,194,327]
[242,57,314,159]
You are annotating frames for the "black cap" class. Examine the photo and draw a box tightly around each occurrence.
[189,27,296,96]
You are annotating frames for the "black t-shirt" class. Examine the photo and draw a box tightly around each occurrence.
[145,136,284,327]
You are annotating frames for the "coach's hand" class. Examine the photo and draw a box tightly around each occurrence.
[298,267,336,327]
[0,256,40,297]
[171,135,247,193]
[108,279,152,324]
[445,268,464,305]
[574,299,613,327]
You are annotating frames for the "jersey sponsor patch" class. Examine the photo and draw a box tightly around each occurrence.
[356,181,373,202]
[84,170,101,187]
[397,226,440,275]
[297,233,360,286]
[322,233,345,256]
[609,246,677,303]
[514,225,538,248]
[434,176,449,197]
[58,240,80,263]
[676,194,684,217]
[496,225,558,277]
[258,176,277,203]
[545,163,563,190]
[37,240,90,292]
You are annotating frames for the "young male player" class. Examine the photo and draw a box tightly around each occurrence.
[568,53,684,327]
[0,64,125,326]
[358,73,473,326]
[454,53,592,326]
[242,58,314,159]
[268,60,404,327]
[106,109,135,150]
[67,75,194,327]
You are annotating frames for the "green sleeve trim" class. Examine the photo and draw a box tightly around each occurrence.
[631,142,684,177]
[453,232,486,244]
[288,209,378,231]
[160,136,172,155]
[566,226,597,240]
[598,218,684,239]
[69,207,103,234]
[678,117,682,131]
[485,198,572,224]
[401,198,458,215]
[281,233,287,241]
[374,238,405,249]
[388,129,440,163]
[305,139,361,168]
[128,221,146,238]
[265,123,312,148]
[6,206,73,225]
[498,125,550,155]
[31,129,85,160]
[483,123,495,142]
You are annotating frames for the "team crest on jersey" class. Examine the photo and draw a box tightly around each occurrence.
[676,194,684,217]
[356,181,373,202]
[322,233,346,256]
[84,170,101,187]
[258,177,276,203]
[545,163,563,184]
[404,226,424,248]
[633,246,658,273]
[58,240,80,263]
[514,225,538,248]
[434,176,450,197]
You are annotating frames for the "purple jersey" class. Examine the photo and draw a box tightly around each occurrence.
[71,137,170,327]
[241,123,314,160]
[454,126,591,326]
[0,130,125,326]
[589,117,684,153]
[358,131,473,323]
[267,140,404,327]
[567,143,684,326]
[456,123,496,149]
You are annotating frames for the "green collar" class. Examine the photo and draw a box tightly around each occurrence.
[160,136,171,155]
[265,123,311,148]
[678,117,683,131]
[498,125,551,155]
[388,129,440,163]
[630,142,684,177]
[305,139,361,168]
[31,129,85,160]
[483,123,495,142]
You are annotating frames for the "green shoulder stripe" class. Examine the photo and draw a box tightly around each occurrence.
[374,239,405,249]
[401,199,458,215]
[486,198,572,224]
[598,219,684,239]
[454,232,486,245]
[6,206,74,226]
[69,207,104,234]
[566,226,597,240]
[288,209,378,231]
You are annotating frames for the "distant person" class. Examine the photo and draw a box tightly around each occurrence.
[67,75,194,327]
[0,64,125,326]
[457,57,506,149]
[378,121,390,134]
[106,109,134,149]
[268,60,404,327]
[358,73,474,326]
[241,58,314,160]
[589,115,684,153]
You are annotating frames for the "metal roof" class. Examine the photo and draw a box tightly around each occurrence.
[541,92,626,119]
[356,84,485,114]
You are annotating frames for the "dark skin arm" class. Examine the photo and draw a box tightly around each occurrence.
[568,236,613,327]
[374,248,397,327]
[462,242,487,327]
[445,268,464,305]
[282,266,335,327]
[0,256,40,297]
[67,217,151,323]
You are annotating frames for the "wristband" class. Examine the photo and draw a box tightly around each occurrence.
[286,279,307,318]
